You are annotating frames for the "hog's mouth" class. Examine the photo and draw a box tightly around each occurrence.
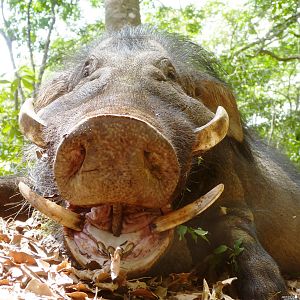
[19,182,224,279]
[65,204,174,278]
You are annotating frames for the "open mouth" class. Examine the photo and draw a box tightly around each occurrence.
[64,203,174,278]
[19,182,224,279]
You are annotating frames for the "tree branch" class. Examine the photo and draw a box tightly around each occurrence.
[36,1,56,92]
[258,49,300,61]
[0,0,24,106]
[26,0,36,76]
[234,12,300,56]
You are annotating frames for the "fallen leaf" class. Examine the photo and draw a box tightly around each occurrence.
[0,279,10,286]
[9,250,36,265]
[56,260,70,272]
[130,288,158,299]
[25,278,55,297]
[94,281,119,292]
[0,234,10,243]
[154,285,168,298]
[66,283,94,293]
[66,291,89,299]
[127,280,147,290]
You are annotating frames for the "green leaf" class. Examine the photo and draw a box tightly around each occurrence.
[213,245,228,255]
[0,80,10,84]
[177,225,188,241]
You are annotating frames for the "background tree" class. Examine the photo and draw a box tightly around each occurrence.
[105,0,140,31]
[0,0,299,178]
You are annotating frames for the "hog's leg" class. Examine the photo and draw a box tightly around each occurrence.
[213,208,287,300]
[190,207,288,300]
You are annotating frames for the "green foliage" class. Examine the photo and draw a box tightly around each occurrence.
[142,0,299,166]
[0,0,299,175]
[142,2,204,39]
[206,238,245,274]
[177,225,209,243]
[0,66,36,175]
[48,22,105,71]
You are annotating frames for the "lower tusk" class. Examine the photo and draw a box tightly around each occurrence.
[18,182,84,231]
[150,184,224,233]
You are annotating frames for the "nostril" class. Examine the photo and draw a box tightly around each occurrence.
[67,145,86,179]
[144,151,162,180]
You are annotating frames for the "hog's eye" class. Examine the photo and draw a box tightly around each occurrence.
[166,67,176,80]
[83,61,90,77]
[159,58,177,81]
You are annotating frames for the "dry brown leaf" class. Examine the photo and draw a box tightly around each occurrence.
[28,240,48,258]
[127,280,147,290]
[56,259,70,272]
[9,250,37,265]
[66,291,89,299]
[36,258,51,271]
[211,277,237,300]
[25,278,55,297]
[0,279,10,286]
[169,292,202,300]
[66,283,94,293]
[154,285,168,298]
[130,288,158,299]
[0,234,10,243]
[94,281,119,292]
[10,234,23,245]
[48,270,74,286]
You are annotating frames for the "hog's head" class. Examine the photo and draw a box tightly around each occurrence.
[18,27,243,277]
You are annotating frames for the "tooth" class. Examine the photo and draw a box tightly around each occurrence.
[111,204,123,237]
[110,246,122,280]
[18,98,47,148]
[193,106,229,153]
[18,182,83,231]
[150,184,224,233]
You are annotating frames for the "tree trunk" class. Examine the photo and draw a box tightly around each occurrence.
[105,0,141,31]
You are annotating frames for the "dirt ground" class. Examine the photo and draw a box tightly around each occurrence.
[0,217,299,300]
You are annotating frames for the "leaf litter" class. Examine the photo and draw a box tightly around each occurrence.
[0,217,298,300]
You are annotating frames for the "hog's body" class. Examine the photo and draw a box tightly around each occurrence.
[21,27,300,300]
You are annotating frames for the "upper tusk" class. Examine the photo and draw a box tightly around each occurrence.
[19,98,47,148]
[150,184,224,233]
[193,106,229,153]
[18,182,83,231]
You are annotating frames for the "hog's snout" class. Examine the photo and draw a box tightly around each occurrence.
[54,114,180,208]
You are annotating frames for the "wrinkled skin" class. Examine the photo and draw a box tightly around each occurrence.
[28,27,299,300]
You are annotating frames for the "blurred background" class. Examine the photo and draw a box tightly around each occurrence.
[0,0,299,174]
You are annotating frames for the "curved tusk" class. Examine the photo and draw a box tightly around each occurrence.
[18,182,83,231]
[19,98,47,148]
[150,184,224,233]
[193,106,229,153]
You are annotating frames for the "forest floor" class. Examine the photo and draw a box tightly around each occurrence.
[0,217,299,300]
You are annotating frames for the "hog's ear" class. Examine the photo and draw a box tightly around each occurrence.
[195,76,243,142]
